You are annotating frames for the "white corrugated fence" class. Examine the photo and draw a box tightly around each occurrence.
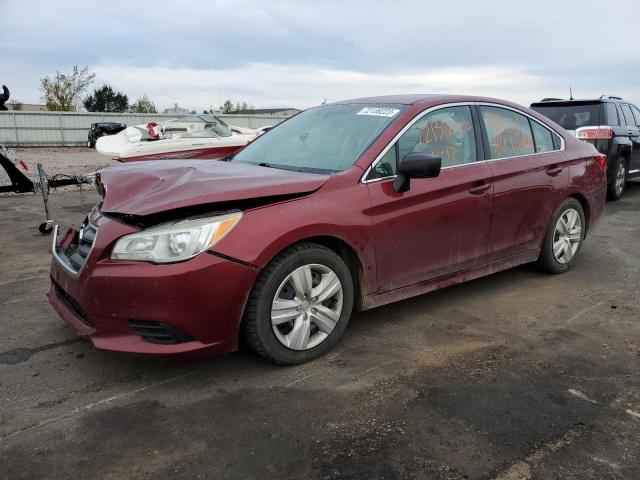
[0,111,291,146]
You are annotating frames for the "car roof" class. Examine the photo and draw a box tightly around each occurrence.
[328,94,522,107]
[531,95,626,106]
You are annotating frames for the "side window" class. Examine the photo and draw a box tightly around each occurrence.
[621,105,635,126]
[632,106,640,127]
[397,106,476,168]
[530,120,555,153]
[605,103,620,126]
[368,144,397,179]
[479,106,535,159]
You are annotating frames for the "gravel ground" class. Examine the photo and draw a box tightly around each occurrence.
[0,154,639,479]
[0,147,114,195]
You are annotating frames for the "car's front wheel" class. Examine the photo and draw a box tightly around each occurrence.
[536,198,586,274]
[607,157,626,201]
[242,242,354,364]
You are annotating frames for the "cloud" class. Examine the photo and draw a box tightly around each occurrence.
[93,63,547,110]
[1,0,639,109]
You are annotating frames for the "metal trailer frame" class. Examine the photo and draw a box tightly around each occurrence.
[1,147,93,234]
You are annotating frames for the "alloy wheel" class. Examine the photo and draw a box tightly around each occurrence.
[271,263,343,351]
[553,208,582,264]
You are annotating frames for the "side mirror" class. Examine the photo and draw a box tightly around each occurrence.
[393,153,442,193]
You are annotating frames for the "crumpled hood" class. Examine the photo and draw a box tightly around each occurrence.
[99,160,330,216]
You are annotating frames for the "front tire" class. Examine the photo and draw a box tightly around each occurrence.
[607,157,626,201]
[536,198,585,274]
[242,242,354,365]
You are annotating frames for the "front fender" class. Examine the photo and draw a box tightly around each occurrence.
[211,182,378,295]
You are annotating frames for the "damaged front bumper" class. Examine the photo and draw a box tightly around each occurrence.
[48,213,260,356]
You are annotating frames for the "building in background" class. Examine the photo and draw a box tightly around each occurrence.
[5,102,76,112]
[163,103,190,114]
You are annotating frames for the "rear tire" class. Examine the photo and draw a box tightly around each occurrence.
[607,157,626,201]
[536,198,585,274]
[242,242,354,365]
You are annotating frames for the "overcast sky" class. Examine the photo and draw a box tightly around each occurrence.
[1,0,638,111]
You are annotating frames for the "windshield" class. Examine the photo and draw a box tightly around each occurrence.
[531,102,603,130]
[165,116,232,137]
[183,127,227,138]
[232,104,406,173]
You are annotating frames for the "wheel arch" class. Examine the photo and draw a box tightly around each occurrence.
[249,235,367,312]
[301,236,366,310]
[619,148,630,164]
[568,193,591,235]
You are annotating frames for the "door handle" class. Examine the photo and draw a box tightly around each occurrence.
[546,166,563,176]
[469,182,491,195]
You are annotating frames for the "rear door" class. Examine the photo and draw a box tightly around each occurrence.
[477,105,569,260]
[624,105,640,172]
[365,104,493,292]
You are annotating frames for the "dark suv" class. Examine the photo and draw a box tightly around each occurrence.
[531,96,640,200]
[87,122,126,148]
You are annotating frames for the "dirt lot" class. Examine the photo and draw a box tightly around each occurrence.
[0,147,114,194]
[1,149,639,479]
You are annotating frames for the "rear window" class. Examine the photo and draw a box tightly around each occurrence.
[621,105,636,126]
[530,121,554,153]
[632,106,640,127]
[479,106,535,159]
[530,102,602,130]
[605,103,620,126]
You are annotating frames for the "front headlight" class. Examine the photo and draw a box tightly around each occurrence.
[111,212,242,263]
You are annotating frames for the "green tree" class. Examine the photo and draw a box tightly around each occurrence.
[129,95,157,113]
[221,100,234,113]
[40,65,95,111]
[8,100,23,111]
[83,85,128,112]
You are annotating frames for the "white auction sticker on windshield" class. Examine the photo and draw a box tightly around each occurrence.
[357,107,400,117]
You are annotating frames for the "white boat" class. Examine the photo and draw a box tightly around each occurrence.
[96,114,266,162]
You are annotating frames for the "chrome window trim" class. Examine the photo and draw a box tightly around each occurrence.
[361,101,566,184]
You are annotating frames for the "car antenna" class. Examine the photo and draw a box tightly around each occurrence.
[569,86,574,100]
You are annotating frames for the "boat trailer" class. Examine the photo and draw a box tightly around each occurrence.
[1,147,94,234]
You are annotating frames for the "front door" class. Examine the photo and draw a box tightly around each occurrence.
[365,105,493,293]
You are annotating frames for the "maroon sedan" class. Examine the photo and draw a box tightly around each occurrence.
[49,95,607,364]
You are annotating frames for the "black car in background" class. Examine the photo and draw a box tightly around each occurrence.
[87,122,126,148]
[531,96,640,200]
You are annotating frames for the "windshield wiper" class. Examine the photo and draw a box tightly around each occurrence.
[239,160,329,174]
[257,162,305,173]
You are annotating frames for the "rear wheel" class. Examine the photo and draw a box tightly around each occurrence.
[242,242,354,365]
[607,157,626,201]
[537,198,585,274]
